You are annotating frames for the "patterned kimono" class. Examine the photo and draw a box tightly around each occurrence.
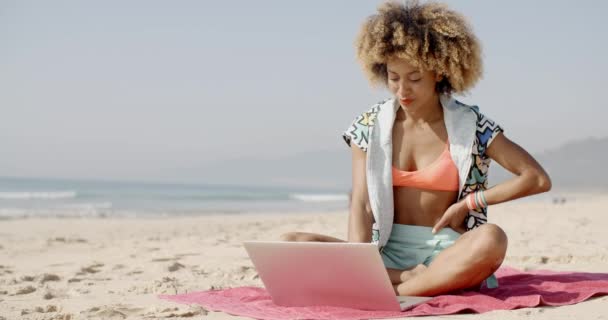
[342,94,504,247]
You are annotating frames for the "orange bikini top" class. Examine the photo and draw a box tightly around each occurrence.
[391,143,459,192]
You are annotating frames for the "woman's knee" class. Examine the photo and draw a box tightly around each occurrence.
[280,232,303,242]
[279,232,344,242]
[279,232,317,242]
[470,224,508,264]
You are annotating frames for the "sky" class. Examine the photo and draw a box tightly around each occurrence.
[1,0,607,184]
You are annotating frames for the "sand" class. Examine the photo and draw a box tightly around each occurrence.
[1,194,607,319]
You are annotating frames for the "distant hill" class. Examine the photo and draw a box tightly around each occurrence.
[490,136,608,191]
[191,137,608,192]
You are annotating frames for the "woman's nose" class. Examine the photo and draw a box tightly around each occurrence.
[397,81,411,98]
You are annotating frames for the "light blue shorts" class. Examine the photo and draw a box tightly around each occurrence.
[380,223,498,289]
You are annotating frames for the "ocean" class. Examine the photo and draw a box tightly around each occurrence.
[0,177,350,219]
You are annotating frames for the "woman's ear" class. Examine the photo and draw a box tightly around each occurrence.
[435,73,443,82]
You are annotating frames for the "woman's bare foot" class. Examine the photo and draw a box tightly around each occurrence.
[390,264,428,295]
[399,264,428,283]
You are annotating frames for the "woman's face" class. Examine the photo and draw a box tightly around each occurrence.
[386,57,442,111]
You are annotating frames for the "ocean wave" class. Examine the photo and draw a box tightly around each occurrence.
[0,208,103,219]
[59,202,113,210]
[289,193,349,202]
[0,191,78,200]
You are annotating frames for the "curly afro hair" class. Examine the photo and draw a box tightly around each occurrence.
[355,0,483,94]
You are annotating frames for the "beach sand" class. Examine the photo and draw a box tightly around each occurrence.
[1,194,607,319]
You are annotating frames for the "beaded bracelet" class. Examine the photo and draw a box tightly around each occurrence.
[467,193,477,210]
[479,190,488,208]
[466,190,488,210]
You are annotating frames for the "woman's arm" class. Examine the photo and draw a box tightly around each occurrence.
[482,132,552,205]
[432,132,551,233]
[348,144,374,243]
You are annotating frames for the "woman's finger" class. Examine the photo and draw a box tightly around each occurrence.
[432,214,449,234]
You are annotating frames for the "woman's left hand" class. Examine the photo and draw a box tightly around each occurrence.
[432,200,469,234]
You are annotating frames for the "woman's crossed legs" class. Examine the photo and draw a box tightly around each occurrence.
[278,223,507,296]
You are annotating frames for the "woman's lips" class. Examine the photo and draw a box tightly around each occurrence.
[400,98,414,105]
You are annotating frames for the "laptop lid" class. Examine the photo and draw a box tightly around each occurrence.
[243,241,431,311]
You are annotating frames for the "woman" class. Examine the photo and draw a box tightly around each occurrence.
[280,0,551,297]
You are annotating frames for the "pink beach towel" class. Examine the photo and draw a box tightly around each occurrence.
[159,266,608,319]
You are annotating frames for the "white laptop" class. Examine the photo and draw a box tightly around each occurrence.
[243,241,432,311]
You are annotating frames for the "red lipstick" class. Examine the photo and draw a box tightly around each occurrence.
[400,98,414,106]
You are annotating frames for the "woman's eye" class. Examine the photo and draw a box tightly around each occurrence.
[389,78,399,81]
[410,78,421,82]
